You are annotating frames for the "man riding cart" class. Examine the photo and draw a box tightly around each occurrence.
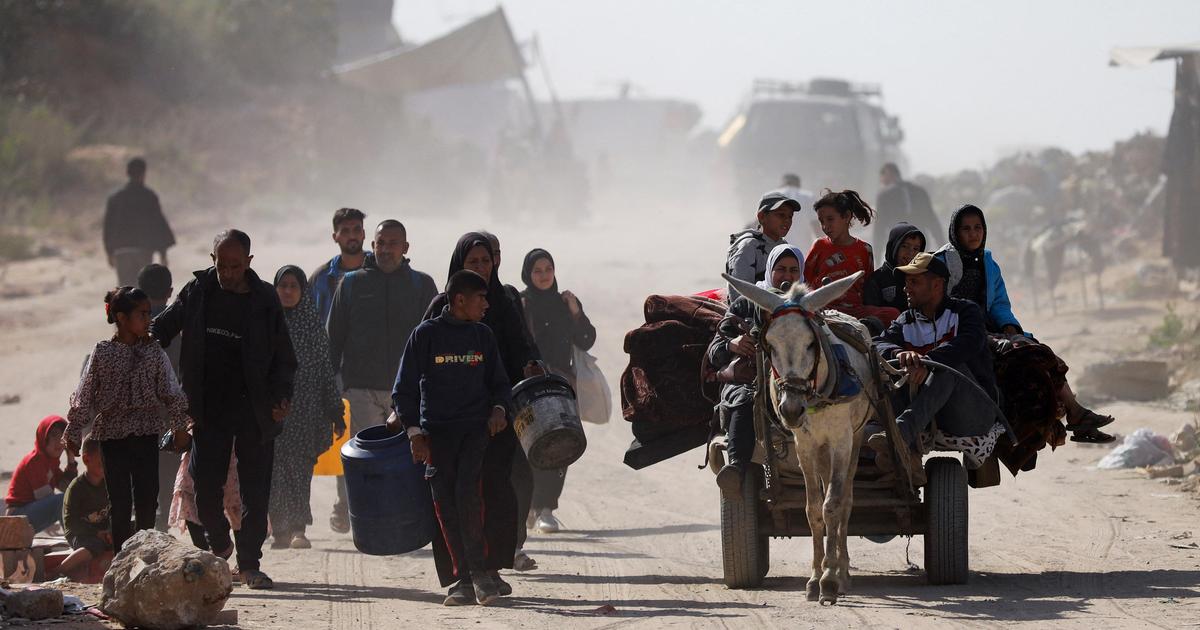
[867,252,1012,486]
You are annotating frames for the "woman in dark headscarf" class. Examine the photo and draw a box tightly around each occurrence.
[423,233,539,594]
[933,207,1115,475]
[270,266,345,549]
[519,249,596,533]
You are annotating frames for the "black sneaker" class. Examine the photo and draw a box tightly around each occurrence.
[472,574,500,606]
[489,571,512,596]
[443,579,475,606]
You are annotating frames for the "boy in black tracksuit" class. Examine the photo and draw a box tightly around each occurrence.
[391,270,512,607]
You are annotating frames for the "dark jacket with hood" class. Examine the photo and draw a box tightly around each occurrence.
[863,222,925,312]
[424,233,537,388]
[5,415,77,507]
[934,204,1021,333]
[393,307,513,432]
[519,249,595,384]
[326,253,439,392]
[150,267,298,441]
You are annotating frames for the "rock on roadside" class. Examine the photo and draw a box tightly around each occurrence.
[101,530,232,630]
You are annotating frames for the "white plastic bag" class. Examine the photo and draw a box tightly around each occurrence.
[1097,428,1176,469]
[573,346,611,424]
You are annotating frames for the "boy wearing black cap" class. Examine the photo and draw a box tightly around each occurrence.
[390,270,512,607]
[870,252,1003,481]
[725,192,801,302]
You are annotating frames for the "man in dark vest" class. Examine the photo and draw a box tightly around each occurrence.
[103,158,175,286]
[150,229,297,589]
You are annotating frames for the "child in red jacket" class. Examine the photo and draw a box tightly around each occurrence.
[4,415,77,533]
[804,189,901,327]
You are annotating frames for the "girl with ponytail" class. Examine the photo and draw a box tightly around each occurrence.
[64,287,192,552]
[803,189,902,327]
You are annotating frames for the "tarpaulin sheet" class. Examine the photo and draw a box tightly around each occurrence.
[334,8,524,95]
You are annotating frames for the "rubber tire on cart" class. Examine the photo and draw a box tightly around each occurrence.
[721,467,764,588]
[923,456,969,585]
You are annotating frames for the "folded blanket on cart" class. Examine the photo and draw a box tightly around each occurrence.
[621,295,725,429]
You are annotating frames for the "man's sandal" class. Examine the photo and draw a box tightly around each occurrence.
[1069,427,1116,444]
[1065,409,1115,432]
[238,569,275,590]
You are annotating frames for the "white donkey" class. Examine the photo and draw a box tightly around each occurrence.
[723,271,875,605]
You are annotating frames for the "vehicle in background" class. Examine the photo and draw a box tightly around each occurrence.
[718,78,907,204]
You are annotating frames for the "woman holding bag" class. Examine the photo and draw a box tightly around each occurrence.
[520,249,598,533]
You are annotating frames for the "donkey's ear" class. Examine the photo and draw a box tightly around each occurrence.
[722,273,785,312]
[800,271,863,312]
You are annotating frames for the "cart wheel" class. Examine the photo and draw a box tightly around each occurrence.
[923,457,969,585]
[721,467,764,588]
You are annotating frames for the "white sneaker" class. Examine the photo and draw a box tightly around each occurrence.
[535,510,561,534]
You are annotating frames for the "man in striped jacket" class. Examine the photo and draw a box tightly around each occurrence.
[870,252,999,470]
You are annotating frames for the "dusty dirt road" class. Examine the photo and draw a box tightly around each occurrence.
[1,205,1198,628]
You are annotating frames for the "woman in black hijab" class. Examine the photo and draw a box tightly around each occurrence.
[520,248,596,532]
[423,232,539,595]
[270,266,344,549]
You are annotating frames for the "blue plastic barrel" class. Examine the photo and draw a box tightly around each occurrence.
[340,425,436,555]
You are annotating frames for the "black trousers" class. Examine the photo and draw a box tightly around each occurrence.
[100,434,160,552]
[427,426,489,581]
[531,467,566,512]
[511,445,533,548]
[725,402,756,467]
[432,426,519,586]
[190,422,274,572]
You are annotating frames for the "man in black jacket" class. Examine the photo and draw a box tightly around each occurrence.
[150,229,297,589]
[871,252,1000,474]
[874,163,941,266]
[103,158,176,285]
[325,220,438,532]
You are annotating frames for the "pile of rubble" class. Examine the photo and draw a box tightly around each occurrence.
[1141,421,1200,495]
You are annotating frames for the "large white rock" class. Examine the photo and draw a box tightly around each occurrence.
[101,530,232,630]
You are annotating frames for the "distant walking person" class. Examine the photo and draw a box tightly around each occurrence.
[874,163,941,266]
[325,221,438,533]
[150,229,297,589]
[269,266,345,549]
[309,208,370,324]
[103,158,175,286]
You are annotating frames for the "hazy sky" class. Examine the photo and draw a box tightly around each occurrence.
[393,1,1199,175]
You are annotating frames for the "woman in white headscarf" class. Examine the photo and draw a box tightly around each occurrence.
[709,244,804,496]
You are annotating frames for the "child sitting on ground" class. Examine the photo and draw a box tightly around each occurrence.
[804,189,901,329]
[65,287,191,552]
[390,270,513,607]
[55,437,112,578]
[5,415,77,533]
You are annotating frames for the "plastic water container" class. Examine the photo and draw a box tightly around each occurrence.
[340,425,436,555]
[512,374,587,469]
